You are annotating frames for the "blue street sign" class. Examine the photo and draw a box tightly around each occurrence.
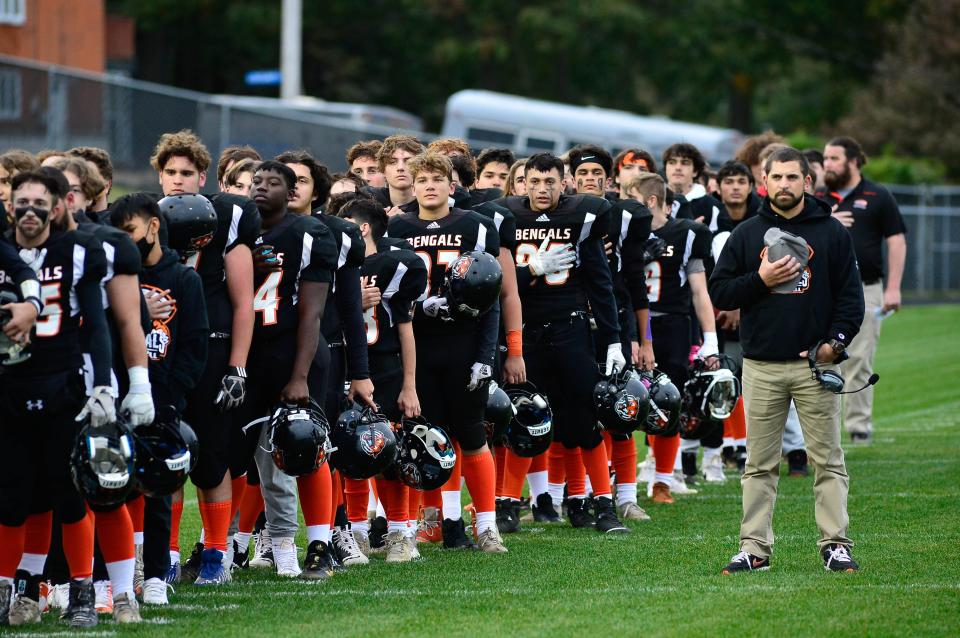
[245,70,282,87]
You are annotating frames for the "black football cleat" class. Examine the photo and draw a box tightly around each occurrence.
[62,578,98,628]
[301,541,335,580]
[532,492,561,523]
[566,497,596,528]
[441,518,476,549]
[369,516,388,551]
[594,496,630,534]
[180,542,204,583]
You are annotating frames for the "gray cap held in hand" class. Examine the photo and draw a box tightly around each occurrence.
[763,227,810,294]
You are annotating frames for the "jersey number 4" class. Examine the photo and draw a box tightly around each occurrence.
[254,271,283,326]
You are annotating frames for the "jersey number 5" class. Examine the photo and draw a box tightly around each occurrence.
[35,283,63,337]
[254,271,283,326]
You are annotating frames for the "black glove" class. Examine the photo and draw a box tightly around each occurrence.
[215,366,247,411]
[642,237,668,264]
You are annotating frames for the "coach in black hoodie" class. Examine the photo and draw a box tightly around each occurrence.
[710,147,864,575]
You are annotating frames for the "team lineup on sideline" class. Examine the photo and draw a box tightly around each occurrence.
[0,127,910,630]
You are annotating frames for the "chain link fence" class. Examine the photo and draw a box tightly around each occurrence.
[1,54,957,299]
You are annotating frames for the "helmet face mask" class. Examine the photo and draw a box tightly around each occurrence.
[71,418,137,511]
[394,417,456,491]
[132,409,198,497]
[639,370,682,436]
[503,382,553,457]
[593,367,650,434]
[679,357,742,439]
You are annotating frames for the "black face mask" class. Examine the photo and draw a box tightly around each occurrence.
[14,206,50,223]
[136,236,155,262]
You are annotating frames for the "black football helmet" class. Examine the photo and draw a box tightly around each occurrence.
[395,416,456,491]
[71,417,137,511]
[483,382,515,445]
[502,382,553,457]
[131,406,199,497]
[679,356,742,440]
[268,400,334,477]
[331,403,399,479]
[441,250,502,319]
[593,367,650,435]
[158,194,218,257]
[639,369,682,436]
[0,289,30,366]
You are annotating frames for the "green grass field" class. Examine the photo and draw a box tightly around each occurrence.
[10,305,960,637]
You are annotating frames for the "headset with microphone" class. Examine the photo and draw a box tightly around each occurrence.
[807,340,880,394]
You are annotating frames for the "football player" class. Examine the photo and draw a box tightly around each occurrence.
[664,143,719,223]
[623,173,718,504]
[150,131,258,586]
[65,146,114,218]
[339,197,428,561]
[216,145,261,192]
[475,148,515,193]
[0,171,112,628]
[347,140,386,188]
[386,152,507,553]
[372,136,424,215]
[237,160,341,579]
[497,152,629,534]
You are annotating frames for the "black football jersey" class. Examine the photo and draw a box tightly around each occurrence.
[377,236,414,252]
[253,213,338,339]
[609,198,653,312]
[77,221,141,303]
[500,194,612,323]
[186,193,261,332]
[314,212,365,338]
[4,229,107,377]
[386,208,499,334]
[645,217,712,316]
[362,247,428,356]
[473,201,517,253]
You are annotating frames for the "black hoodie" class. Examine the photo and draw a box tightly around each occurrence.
[708,194,864,361]
[140,247,209,411]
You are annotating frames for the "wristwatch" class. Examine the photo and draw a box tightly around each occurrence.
[827,339,846,355]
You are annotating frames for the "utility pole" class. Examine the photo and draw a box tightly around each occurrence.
[281,0,302,99]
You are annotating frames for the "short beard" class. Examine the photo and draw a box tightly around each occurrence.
[824,164,851,190]
[771,191,803,213]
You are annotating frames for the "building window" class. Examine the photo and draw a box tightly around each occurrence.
[0,70,21,120]
[0,0,26,26]
[466,127,515,146]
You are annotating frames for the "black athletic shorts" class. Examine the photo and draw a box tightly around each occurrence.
[183,337,234,489]
[370,352,403,424]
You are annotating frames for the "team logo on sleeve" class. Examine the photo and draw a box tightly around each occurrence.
[141,284,177,361]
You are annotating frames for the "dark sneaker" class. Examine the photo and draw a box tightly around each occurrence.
[735,446,747,475]
[232,539,249,570]
[62,578,98,628]
[301,541,335,580]
[518,496,531,512]
[681,450,699,486]
[327,541,347,573]
[722,551,770,575]
[850,432,872,445]
[441,518,476,549]
[787,449,809,477]
[567,497,596,528]
[496,498,521,534]
[722,445,738,469]
[369,516,388,551]
[594,496,630,534]
[9,570,42,626]
[194,548,231,585]
[532,492,561,523]
[822,544,859,572]
[181,542,204,583]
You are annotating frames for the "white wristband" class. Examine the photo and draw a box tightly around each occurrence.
[128,365,151,394]
[702,332,718,351]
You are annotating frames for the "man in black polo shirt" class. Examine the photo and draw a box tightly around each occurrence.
[820,137,906,444]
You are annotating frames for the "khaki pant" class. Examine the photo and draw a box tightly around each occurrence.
[843,282,883,435]
[740,359,851,558]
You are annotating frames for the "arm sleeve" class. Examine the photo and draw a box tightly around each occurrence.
[474,298,501,365]
[828,223,865,347]
[0,239,39,287]
[167,269,210,407]
[76,241,112,387]
[226,202,263,254]
[336,265,370,380]
[879,190,907,238]
[299,222,338,284]
[579,236,621,348]
[708,227,770,311]
[389,256,428,324]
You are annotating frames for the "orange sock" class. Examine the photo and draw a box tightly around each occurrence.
[611,436,638,485]
[423,488,442,510]
[729,396,747,439]
[408,488,423,522]
[62,511,95,580]
[126,495,145,535]
[296,464,333,528]
[651,434,681,476]
[442,441,463,490]
[581,443,612,498]
[169,501,183,552]
[530,448,547,473]
[23,511,53,556]
[461,451,496,514]
[723,418,733,439]
[502,448,533,500]
[345,478,370,524]
[494,445,507,497]
[95,507,135,563]
[330,470,344,522]
[547,442,566,485]
[229,476,247,523]
[0,524,26,579]
[563,447,586,497]
[603,431,614,463]
[198,500,231,552]
[374,477,408,524]
[238,483,264,534]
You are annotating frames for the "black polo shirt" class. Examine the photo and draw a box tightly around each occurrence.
[818,178,906,284]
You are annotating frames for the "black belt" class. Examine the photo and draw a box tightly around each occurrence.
[862,278,881,286]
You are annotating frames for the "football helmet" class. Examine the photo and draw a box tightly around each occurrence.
[268,400,334,477]
[679,356,742,440]
[131,406,199,497]
[593,367,650,435]
[0,290,30,365]
[330,402,399,479]
[395,416,456,491]
[502,382,553,457]
[483,382,515,445]
[71,417,137,511]
[440,250,502,319]
[638,370,682,436]
[158,194,217,257]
